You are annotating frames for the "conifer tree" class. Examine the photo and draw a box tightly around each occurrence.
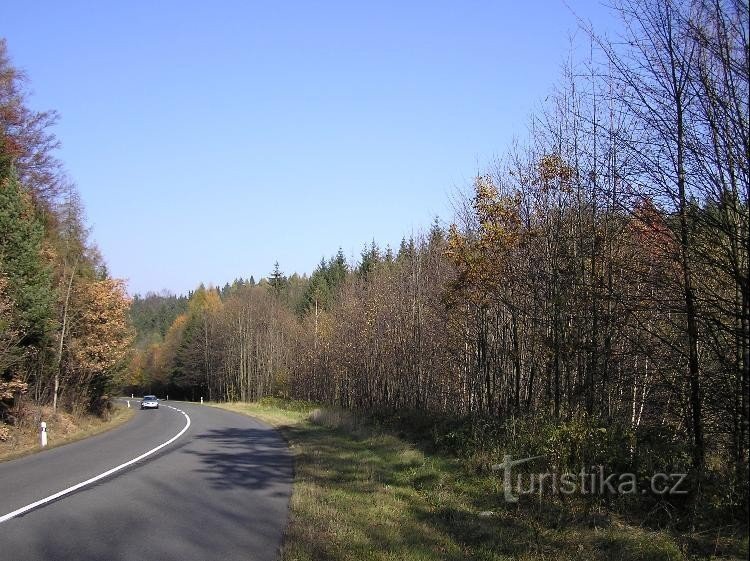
[0,168,53,345]
[269,261,286,297]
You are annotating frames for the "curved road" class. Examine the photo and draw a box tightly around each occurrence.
[0,401,292,561]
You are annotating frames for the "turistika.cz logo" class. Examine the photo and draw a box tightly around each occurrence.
[491,455,688,503]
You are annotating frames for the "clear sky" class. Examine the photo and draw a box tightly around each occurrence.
[2,1,615,295]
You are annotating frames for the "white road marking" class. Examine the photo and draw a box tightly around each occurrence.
[0,405,191,524]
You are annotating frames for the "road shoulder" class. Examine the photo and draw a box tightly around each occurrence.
[0,403,135,463]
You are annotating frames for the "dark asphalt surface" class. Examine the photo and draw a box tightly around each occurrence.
[0,401,292,561]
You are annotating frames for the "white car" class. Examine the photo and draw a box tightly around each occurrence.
[140,395,159,410]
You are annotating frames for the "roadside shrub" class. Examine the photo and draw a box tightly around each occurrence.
[543,416,635,472]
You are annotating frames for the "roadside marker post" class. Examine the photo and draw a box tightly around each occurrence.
[127,400,130,408]
[40,422,47,447]
[1,407,192,524]
[200,397,203,404]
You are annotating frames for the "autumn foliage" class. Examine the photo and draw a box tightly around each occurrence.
[130,1,747,529]
[1,39,133,427]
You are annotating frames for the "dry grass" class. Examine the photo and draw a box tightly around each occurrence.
[211,399,749,561]
[0,403,134,463]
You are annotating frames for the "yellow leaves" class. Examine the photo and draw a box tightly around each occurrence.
[446,176,524,301]
[148,313,189,381]
[69,278,134,374]
[473,175,523,247]
[123,351,146,386]
[167,313,189,338]
[536,153,574,193]
[188,285,223,317]
[202,289,223,314]
[445,224,467,259]
[315,310,334,342]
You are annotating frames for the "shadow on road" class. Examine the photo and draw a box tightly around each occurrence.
[186,426,292,494]
[0,415,292,561]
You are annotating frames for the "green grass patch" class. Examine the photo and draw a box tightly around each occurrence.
[211,399,748,561]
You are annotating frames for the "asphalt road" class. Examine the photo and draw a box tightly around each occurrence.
[0,401,292,561]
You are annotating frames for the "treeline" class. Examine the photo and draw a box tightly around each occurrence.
[130,291,189,347]
[127,270,323,400]
[0,39,133,432]
[130,0,747,520]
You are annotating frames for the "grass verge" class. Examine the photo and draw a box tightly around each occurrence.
[212,399,748,561]
[0,403,135,463]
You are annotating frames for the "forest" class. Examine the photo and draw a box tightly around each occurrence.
[0,38,133,439]
[1,0,747,534]
[126,0,748,528]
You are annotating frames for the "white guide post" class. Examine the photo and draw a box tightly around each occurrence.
[40,422,48,447]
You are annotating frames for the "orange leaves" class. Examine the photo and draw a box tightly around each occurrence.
[536,153,575,193]
[445,223,468,264]
[68,278,134,375]
[149,312,189,381]
[473,175,523,251]
[446,175,525,302]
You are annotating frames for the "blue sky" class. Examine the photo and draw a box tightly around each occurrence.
[2,1,615,295]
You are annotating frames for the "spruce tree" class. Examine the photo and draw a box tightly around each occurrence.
[0,168,53,344]
[269,261,286,297]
